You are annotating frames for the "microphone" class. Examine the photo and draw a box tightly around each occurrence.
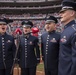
[15,28,22,35]
[22,27,39,35]
[31,27,39,33]
[31,27,39,37]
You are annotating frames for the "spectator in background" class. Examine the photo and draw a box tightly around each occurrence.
[41,16,60,75]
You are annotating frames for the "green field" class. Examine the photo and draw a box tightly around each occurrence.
[37,63,44,71]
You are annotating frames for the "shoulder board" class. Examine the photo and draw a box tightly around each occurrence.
[72,24,76,31]
[75,20,76,23]
[74,32,76,35]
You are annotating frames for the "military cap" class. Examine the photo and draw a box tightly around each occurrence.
[22,20,33,28]
[59,1,76,13]
[45,16,58,24]
[0,18,13,25]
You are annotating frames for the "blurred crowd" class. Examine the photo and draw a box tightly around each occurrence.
[0,0,47,2]
[0,13,63,37]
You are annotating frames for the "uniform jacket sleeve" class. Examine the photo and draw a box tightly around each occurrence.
[41,35,44,61]
[71,32,76,75]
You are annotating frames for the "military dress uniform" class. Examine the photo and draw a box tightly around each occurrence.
[0,33,16,75]
[18,34,40,75]
[17,20,40,75]
[41,31,60,75]
[59,20,76,75]
[58,1,76,75]
[0,18,16,75]
[41,15,60,75]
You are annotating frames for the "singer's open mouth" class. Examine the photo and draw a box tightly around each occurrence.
[2,28,5,30]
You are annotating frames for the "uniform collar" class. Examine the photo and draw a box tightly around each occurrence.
[47,30,55,34]
[64,20,76,29]
[0,32,6,37]
[23,33,31,39]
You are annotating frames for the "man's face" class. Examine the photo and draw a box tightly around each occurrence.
[59,10,74,24]
[45,22,56,32]
[0,23,7,34]
[23,27,31,34]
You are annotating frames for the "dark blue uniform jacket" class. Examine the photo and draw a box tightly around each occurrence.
[0,33,16,69]
[58,20,76,75]
[18,34,40,68]
[41,31,60,70]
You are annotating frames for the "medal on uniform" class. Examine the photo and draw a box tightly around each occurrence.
[29,41,33,45]
[61,36,67,42]
[7,40,11,43]
[50,38,57,42]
